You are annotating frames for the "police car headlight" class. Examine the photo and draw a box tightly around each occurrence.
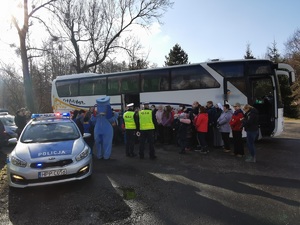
[11,156,27,167]
[75,146,90,161]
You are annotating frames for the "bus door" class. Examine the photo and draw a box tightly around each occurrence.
[223,77,248,106]
[122,94,140,111]
[248,76,276,137]
[223,77,248,138]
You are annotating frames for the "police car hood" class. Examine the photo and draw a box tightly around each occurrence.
[15,139,84,160]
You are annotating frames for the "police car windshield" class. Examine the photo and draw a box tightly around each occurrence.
[21,122,80,143]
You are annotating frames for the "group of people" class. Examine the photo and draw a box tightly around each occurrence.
[123,102,157,159]
[10,101,259,163]
[121,100,259,163]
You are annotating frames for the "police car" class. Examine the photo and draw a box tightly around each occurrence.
[6,113,92,188]
[0,112,18,145]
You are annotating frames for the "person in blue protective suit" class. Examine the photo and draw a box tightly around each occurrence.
[90,96,119,160]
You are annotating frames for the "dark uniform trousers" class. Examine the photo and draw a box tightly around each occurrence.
[139,129,155,158]
[125,129,136,156]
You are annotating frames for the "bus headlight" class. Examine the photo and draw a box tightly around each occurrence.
[75,146,90,161]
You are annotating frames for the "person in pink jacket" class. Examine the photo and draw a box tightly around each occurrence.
[194,106,209,154]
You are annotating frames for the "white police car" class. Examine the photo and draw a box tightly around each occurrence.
[6,113,92,188]
[0,112,18,145]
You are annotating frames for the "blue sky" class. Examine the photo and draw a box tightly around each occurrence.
[145,0,300,66]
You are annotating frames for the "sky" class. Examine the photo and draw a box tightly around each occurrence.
[143,0,300,66]
[0,0,299,69]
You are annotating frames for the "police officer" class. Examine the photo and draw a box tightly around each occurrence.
[123,103,138,157]
[137,102,157,159]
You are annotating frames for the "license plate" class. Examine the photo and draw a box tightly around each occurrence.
[38,169,67,178]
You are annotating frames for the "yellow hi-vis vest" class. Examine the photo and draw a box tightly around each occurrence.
[139,109,155,130]
[123,111,136,129]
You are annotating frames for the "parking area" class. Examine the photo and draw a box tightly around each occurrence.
[0,119,299,224]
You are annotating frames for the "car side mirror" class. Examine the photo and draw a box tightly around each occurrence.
[83,133,91,139]
[8,137,18,145]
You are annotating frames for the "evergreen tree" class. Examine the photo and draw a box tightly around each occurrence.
[244,43,255,59]
[266,40,281,63]
[164,44,189,66]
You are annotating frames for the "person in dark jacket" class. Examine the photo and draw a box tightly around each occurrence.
[83,115,95,152]
[72,110,79,122]
[176,113,192,154]
[15,108,27,137]
[75,109,86,135]
[242,104,259,163]
[123,103,139,157]
[206,101,217,148]
[137,102,157,159]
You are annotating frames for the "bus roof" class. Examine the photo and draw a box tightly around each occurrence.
[53,59,277,81]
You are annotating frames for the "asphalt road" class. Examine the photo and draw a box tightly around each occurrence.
[0,120,299,225]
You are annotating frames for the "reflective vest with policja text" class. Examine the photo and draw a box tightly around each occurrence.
[138,109,155,130]
[123,111,136,129]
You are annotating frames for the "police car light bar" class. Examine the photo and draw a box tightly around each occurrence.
[31,112,71,119]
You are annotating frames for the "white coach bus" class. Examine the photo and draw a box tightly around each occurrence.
[51,59,295,138]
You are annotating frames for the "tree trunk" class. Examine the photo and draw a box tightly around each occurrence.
[19,30,36,113]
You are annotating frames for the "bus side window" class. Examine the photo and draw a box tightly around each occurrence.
[160,77,169,91]
[171,75,191,90]
[56,80,78,97]
[108,77,120,95]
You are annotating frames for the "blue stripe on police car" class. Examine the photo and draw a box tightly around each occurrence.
[28,141,74,158]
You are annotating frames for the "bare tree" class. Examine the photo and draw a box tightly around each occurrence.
[285,29,300,104]
[49,0,173,73]
[11,0,59,113]
[0,64,24,113]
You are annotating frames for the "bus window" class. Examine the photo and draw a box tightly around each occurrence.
[247,61,272,75]
[94,77,107,95]
[171,66,220,90]
[79,78,94,96]
[79,77,106,96]
[141,71,169,92]
[107,76,120,95]
[227,78,247,96]
[56,79,79,97]
[208,62,244,78]
[120,74,139,93]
